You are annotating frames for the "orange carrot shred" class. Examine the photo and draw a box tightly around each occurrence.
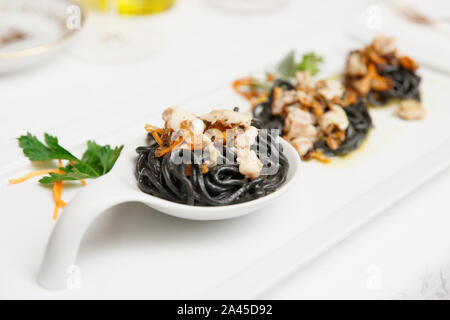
[52,181,66,208]
[10,158,86,220]
[53,203,59,221]
[155,136,183,157]
[308,150,331,164]
[52,181,65,220]
[151,132,162,146]
[144,124,164,134]
[9,169,62,184]
[50,160,67,220]
[232,77,261,103]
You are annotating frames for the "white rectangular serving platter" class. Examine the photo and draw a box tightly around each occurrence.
[1,46,450,299]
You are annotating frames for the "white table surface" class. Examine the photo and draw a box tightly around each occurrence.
[1,0,450,299]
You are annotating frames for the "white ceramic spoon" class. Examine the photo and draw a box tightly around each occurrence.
[37,137,301,290]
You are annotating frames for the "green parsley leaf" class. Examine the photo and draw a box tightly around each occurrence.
[272,51,324,81]
[296,52,324,76]
[18,133,78,162]
[43,133,79,161]
[276,50,296,79]
[81,141,123,176]
[38,141,124,184]
[38,173,78,185]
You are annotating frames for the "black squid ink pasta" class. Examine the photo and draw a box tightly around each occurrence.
[344,36,423,109]
[135,109,289,206]
[366,64,421,106]
[251,79,373,159]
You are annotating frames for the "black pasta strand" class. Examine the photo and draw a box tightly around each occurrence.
[368,64,421,106]
[135,129,288,206]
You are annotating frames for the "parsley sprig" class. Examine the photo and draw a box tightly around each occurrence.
[295,52,324,77]
[276,51,324,79]
[18,133,123,184]
[249,51,324,92]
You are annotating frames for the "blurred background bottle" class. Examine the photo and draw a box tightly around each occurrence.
[77,0,176,15]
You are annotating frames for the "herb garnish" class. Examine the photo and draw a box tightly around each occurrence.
[18,133,123,184]
[275,50,324,79]
[11,133,123,219]
[247,51,324,92]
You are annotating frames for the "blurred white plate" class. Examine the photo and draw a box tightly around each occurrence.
[0,0,85,74]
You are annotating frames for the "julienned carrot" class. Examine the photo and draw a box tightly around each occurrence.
[232,77,260,102]
[51,161,66,220]
[155,136,183,157]
[151,132,162,146]
[52,181,66,220]
[8,169,62,184]
[145,124,164,147]
[10,158,88,220]
[52,202,59,221]
[52,180,66,208]
[144,124,164,134]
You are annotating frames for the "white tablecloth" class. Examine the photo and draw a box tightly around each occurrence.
[1,0,450,299]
